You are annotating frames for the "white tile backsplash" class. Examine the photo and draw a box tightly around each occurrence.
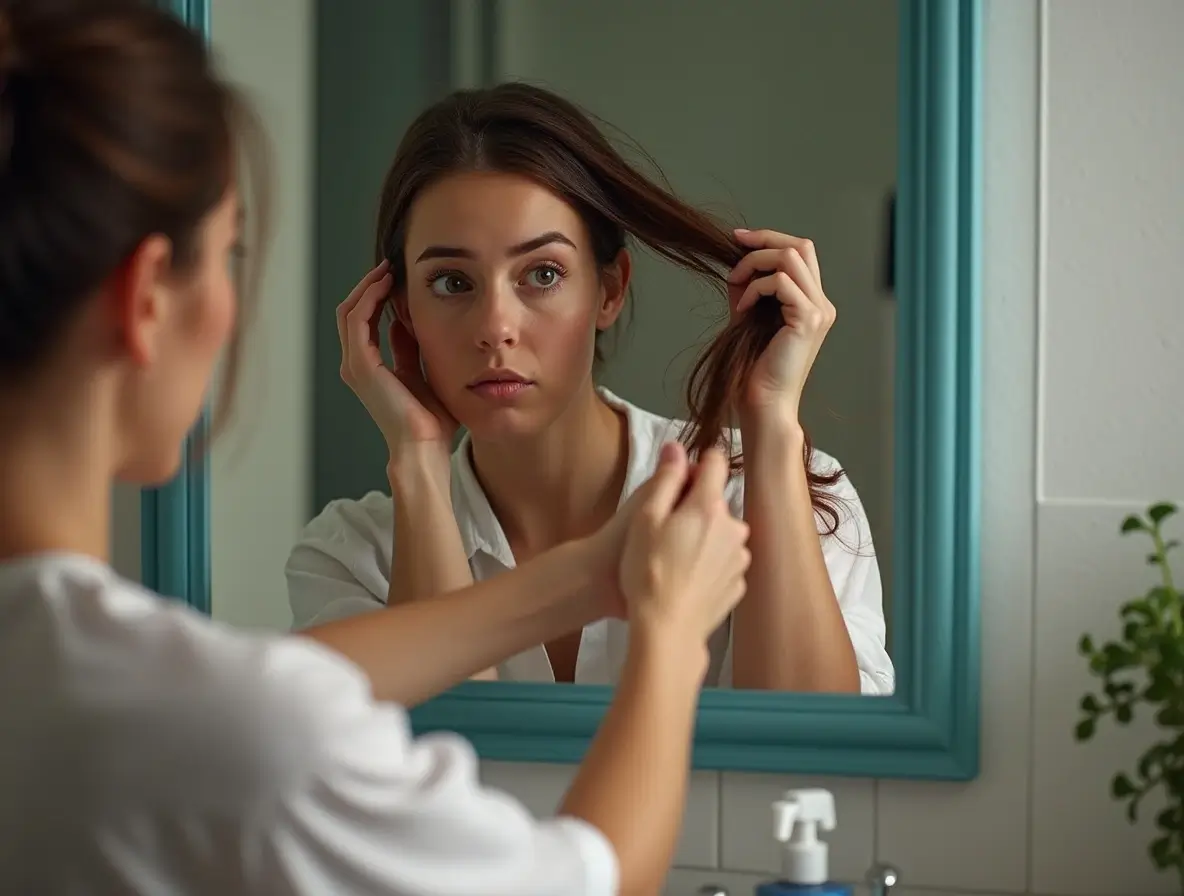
[480,762,722,869]
[471,3,1184,895]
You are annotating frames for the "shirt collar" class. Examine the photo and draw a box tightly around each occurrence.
[448,387,656,563]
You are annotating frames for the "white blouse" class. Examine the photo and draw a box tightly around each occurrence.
[0,554,616,895]
[286,389,895,695]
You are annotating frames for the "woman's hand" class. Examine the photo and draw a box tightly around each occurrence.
[587,443,750,640]
[727,228,836,422]
[337,260,458,460]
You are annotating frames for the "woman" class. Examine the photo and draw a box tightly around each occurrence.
[286,83,894,694]
[0,3,752,894]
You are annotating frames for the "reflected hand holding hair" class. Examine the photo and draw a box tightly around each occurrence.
[727,228,836,422]
[337,260,458,457]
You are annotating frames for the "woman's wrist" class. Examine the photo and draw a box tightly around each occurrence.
[386,440,453,498]
[626,613,711,686]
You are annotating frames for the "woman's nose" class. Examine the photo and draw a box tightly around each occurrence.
[472,286,520,350]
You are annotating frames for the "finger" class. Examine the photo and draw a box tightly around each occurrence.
[735,270,809,316]
[337,262,391,356]
[634,442,689,525]
[685,447,729,507]
[726,247,786,287]
[734,229,821,288]
[345,274,392,373]
[336,260,390,324]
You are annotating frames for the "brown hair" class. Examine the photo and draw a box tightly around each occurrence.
[0,0,269,432]
[375,82,844,534]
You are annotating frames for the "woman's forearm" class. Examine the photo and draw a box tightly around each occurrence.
[387,445,497,680]
[560,625,708,896]
[733,414,860,692]
[300,539,599,706]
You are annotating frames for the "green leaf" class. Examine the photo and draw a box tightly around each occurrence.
[1112,773,1137,798]
[1122,515,1148,534]
[1137,747,1163,778]
[1164,539,1180,553]
[1155,703,1184,727]
[1075,717,1096,741]
[1116,703,1134,724]
[1149,835,1174,869]
[1098,644,1139,674]
[1080,694,1101,714]
[1147,553,1163,566]
[1144,676,1174,702]
[1120,599,1155,623]
[1151,586,1178,613]
[1078,634,1095,655]
[1148,502,1177,524]
[1155,806,1180,830]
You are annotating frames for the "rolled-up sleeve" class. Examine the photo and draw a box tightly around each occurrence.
[284,492,396,631]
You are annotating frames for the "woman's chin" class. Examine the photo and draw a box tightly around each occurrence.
[457,402,550,444]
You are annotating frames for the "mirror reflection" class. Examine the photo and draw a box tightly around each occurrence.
[212,0,898,695]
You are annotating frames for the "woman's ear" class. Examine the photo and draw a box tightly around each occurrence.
[389,289,414,339]
[596,248,632,330]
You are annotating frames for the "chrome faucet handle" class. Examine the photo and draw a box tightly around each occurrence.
[866,862,901,896]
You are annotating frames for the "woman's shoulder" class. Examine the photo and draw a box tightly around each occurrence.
[296,489,394,552]
[4,556,368,804]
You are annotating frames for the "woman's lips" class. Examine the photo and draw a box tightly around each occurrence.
[468,380,534,400]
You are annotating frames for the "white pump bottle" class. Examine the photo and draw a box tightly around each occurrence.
[771,788,838,886]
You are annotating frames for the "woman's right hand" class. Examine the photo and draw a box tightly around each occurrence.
[617,443,751,644]
[337,260,458,458]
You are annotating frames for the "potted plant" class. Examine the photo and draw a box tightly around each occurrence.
[1075,501,1183,889]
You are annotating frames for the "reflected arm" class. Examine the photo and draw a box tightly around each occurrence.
[299,539,596,706]
[732,413,862,691]
[386,444,498,680]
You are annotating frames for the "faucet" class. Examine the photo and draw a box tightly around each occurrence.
[866,862,900,896]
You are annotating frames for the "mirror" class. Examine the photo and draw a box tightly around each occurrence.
[150,0,980,777]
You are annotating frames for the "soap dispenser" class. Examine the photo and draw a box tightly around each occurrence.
[754,788,851,896]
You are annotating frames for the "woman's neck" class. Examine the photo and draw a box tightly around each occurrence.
[0,383,114,564]
[470,386,629,556]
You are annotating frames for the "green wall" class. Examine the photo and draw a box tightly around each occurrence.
[312,0,455,513]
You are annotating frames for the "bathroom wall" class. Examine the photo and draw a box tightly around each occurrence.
[108,0,1184,892]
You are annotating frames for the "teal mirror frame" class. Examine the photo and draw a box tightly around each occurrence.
[143,0,981,781]
[141,0,212,616]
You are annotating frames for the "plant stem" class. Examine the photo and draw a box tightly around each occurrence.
[1151,524,1181,636]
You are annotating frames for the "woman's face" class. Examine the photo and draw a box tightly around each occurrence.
[402,171,628,441]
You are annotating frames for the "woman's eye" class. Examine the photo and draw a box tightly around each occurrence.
[430,273,470,297]
[525,266,560,289]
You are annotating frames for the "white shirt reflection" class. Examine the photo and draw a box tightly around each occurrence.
[286,388,895,695]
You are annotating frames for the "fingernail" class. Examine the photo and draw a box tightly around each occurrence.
[378,258,390,269]
[734,227,749,234]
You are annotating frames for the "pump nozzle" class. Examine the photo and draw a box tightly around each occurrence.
[771,788,837,885]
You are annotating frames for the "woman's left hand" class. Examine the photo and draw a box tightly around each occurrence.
[727,228,836,421]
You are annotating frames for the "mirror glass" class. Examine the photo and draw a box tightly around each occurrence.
[209,0,899,697]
